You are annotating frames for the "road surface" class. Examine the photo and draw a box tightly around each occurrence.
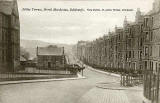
[0,67,120,103]
[0,67,143,103]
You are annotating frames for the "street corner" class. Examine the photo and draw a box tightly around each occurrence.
[77,73,86,79]
[96,81,143,91]
[95,81,143,103]
[96,82,131,90]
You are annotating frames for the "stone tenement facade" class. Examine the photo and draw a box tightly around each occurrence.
[143,0,160,102]
[75,0,160,103]
[0,0,20,72]
[75,8,145,73]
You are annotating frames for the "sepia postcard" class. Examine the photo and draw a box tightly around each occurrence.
[0,0,160,103]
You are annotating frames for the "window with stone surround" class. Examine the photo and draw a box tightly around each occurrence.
[146,32,149,41]
[128,51,131,58]
[150,31,153,41]
[150,46,152,56]
[145,61,148,70]
[145,46,149,56]
[133,51,134,58]
[133,62,136,70]
[150,61,153,71]
[140,51,142,59]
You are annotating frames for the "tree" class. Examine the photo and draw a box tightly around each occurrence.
[20,47,30,60]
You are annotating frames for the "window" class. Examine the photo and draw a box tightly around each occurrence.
[130,28,132,34]
[128,39,131,47]
[145,46,148,56]
[146,18,148,26]
[145,61,147,70]
[150,31,153,41]
[150,46,152,56]
[150,61,153,71]
[151,17,154,26]
[48,62,51,68]
[133,62,136,70]
[140,38,143,47]
[144,17,149,27]
[156,62,158,72]
[140,24,143,33]
[116,46,117,51]
[126,53,127,60]
[133,51,134,58]
[118,34,120,40]
[140,65,142,70]
[129,51,131,58]
[152,62,153,71]
[129,62,131,68]
[146,32,149,41]
[140,51,142,59]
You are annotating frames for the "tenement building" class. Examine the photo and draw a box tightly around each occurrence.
[75,0,160,102]
[0,0,20,72]
[143,0,160,102]
[75,9,145,73]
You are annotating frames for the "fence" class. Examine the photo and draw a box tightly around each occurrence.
[0,72,77,81]
[0,64,84,82]
[120,74,143,86]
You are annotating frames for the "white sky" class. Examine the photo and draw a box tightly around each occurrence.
[18,0,154,44]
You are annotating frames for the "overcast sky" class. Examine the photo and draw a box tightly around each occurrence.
[18,0,154,44]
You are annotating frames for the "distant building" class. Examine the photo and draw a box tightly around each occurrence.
[0,0,20,72]
[76,41,88,62]
[37,45,66,69]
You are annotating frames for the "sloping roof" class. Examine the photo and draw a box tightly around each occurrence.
[0,0,15,15]
[38,45,64,56]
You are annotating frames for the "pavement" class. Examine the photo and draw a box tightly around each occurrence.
[85,65,120,77]
[0,73,85,85]
[81,64,143,103]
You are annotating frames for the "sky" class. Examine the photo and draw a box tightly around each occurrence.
[18,0,154,44]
